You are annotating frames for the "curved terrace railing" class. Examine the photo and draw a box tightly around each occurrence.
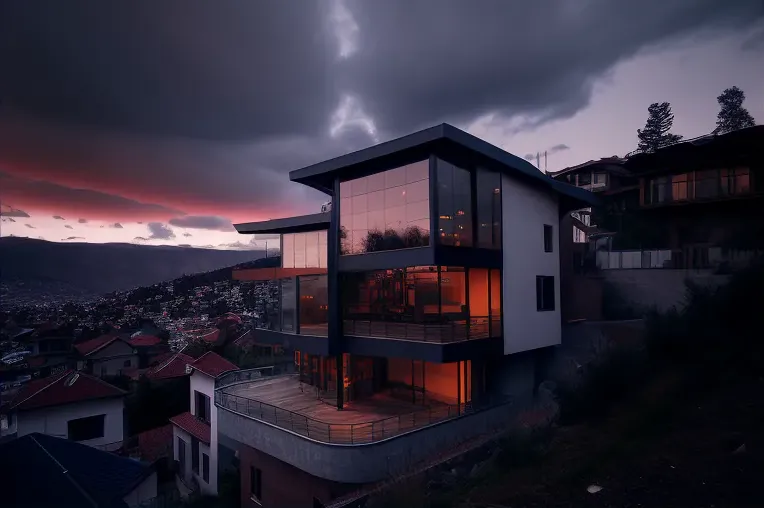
[215,390,511,445]
[215,364,292,390]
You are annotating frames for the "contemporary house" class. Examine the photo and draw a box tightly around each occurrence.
[222,123,596,507]
[0,369,127,451]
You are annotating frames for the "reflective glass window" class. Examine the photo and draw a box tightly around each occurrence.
[437,159,473,247]
[476,168,501,249]
[339,160,430,254]
[281,232,328,269]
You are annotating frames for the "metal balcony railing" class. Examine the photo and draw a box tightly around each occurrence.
[215,390,512,445]
[342,316,499,343]
[215,365,292,390]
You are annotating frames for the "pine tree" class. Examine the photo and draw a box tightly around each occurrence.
[715,86,756,135]
[636,102,683,152]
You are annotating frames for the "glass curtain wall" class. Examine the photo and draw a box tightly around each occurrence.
[280,278,296,332]
[298,275,328,336]
[437,160,473,246]
[339,160,430,255]
[282,231,328,269]
[475,168,502,249]
[341,266,501,342]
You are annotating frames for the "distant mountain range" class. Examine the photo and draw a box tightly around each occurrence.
[0,237,269,305]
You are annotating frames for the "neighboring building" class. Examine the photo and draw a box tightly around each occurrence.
[171,351,239,497]
[127,423,174,463]
[552,124,763,314]
[25,333,73,356]
[1,432,157,508]
[0,370,126,451]
[224,123,596,507]
[75,334,139,378]
[129,333,169,368]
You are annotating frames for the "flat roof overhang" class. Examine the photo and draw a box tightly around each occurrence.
[234,212,330,235]
[289,123,599,212]
[625,125,764,175]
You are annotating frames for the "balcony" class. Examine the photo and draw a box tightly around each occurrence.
[643,168,757,208]
[215,371,514,483]
[216,375,471,445]
[343,316,498,343]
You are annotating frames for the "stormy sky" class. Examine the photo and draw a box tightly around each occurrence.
[0,0,762,248]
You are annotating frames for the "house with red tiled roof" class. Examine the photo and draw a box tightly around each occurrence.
[145,352,196,381]
[75,334,138,378]
[172,352,239,498]
[126,423,174,463]
[0,370,127,451]
[129,334,164,348]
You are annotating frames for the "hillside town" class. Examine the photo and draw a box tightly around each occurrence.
[0,121,761,508]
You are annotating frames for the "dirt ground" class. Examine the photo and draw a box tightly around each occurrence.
[449,371,764,508]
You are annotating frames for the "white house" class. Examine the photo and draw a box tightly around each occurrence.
[75,334,139,377]
[171,351,239,497]
[0,370,126,451]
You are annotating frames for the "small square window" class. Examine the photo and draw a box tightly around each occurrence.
[536,276,555,312]
[543,224,553,253]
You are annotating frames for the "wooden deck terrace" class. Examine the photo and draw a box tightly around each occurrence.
[217,375,466,444]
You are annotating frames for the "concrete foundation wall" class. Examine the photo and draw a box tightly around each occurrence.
[218,400,516,484]
[489,352,536,407]
[603,269,729,312]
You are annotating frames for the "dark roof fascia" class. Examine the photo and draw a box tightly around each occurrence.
[234,212,330,235]
[625,125,764,174]
[289,123,599,208]
[549,159,628,179]
[289,124,446,193]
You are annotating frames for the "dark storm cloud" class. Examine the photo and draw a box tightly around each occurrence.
[78,219,87,223]
[147,223,175,240]
[0,115,347,221]
[741,25,764,51]
[344,0,763,134]
[183,233,193,238]
[1,0,338,140]
[0,172,184,220]
[53,215,65,220]
[64,225,74,230]
[0,205,30,218]
[549,144,571,154]
[168,216,234,232]
[524,143,571,161]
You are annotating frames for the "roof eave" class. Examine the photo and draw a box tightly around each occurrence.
[234,212,330,235]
